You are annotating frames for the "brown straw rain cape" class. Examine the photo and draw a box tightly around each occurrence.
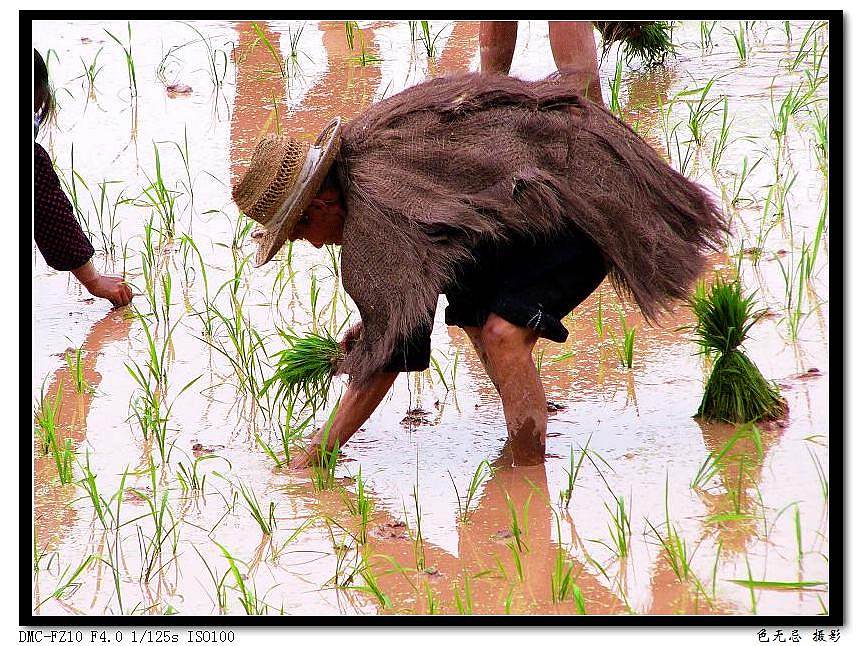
[334,72,727,384]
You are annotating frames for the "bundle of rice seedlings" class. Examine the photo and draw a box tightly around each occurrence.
[689,278,786,423]
[263,330,343,407]
[593,21,677,68]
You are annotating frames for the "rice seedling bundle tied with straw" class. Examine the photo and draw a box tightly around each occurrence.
[263,330,343,406]
[690,278,785,423]
[594,21,676,68]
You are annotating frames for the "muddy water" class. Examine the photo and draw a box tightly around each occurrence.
[32,20,829,616]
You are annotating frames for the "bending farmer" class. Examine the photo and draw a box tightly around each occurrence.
[232,72,726,467]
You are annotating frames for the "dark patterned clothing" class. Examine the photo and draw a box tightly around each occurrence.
[33,142,94,271]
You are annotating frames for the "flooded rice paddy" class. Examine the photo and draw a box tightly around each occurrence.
[32,19,830,617]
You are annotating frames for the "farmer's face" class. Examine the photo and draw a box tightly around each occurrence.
[290,187,345,248]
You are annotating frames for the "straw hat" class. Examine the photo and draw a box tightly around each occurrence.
[232,117,342,267]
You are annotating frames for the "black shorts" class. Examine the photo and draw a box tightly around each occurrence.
[384,228,608,373]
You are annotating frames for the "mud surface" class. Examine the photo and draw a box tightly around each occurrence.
[32,20,829,616]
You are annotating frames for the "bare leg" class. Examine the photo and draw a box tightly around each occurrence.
[478,314,546,466]
[548,21,604,105]
[479,21,518,74]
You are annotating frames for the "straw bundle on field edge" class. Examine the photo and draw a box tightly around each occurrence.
[263,330,343,406]
[593,21,677,67]
[690,278,786,423]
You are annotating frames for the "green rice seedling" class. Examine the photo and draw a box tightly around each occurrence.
[608,306,636,369]
[607,56,623,118]
[691,422,762,490]
[771,84,818,147]
[181,21,229,88]
[725,22,748,62]
[104,22,138,97]
[788,21,825,72]
[80,459,128,611]
[177,454,225,495]
[251,22,286,79]
[349,556,392,609]
[681,77,720,147]
[689,278,785,423]
[409,472,427,571]
[775,247,811,342]
[647,474,696,582]
[159,268,172,326]
[130,459,180,583]
[668,125,696,177]
[418,20,444,58]
[803,37,829,96]
[126,318,200,462]
[89,180,126,259]
[594,292,604,338]
[699,21,717,50]
[139,142,181,238]
[729,155,762,207]
[560,436,591,508]
[603,495,632,559]
[793,504,803,563]
[322,517,356,586]
[573,585,587,615]
[810,106,828,179]
[710,97,733,170]
[807,446,828,502]
[506,541,525,583]
[430,351,451,391]
[309,273,321,329]
[453,575,474,615]
[504,490,530,553]
[277,396,314,467]
[77,452,113,531]
[170,127,196,219]
[344,20,357,50]
[178,234,214,337]
[535,348,545,376]
[345,466,373,544]
[192,545,229,612]
[310,403,342,491]
[287,22,306,59]
[344,20,380,67]
[215,541,267,615]
[204,295,271,417]
[449,460,494,524]
[238,481,277,536]
[53,438,75,485]
[263,328,342,410]
[550,514,577,604]
[77,47,104,99]
[34,381,62,457]
[34,380,74,484]
[424,581,439,614]
[54,145,92,238]
[37,554,95,607]
[254,433,282,469]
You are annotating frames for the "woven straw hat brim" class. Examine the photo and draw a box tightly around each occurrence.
[252,117,343,267]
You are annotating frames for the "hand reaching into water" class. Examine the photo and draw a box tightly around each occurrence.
[72,260,133,308]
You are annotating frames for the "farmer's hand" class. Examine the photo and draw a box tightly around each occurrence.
[339,322,363,354]
[72,260,133,308]
[85,274,134,307]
